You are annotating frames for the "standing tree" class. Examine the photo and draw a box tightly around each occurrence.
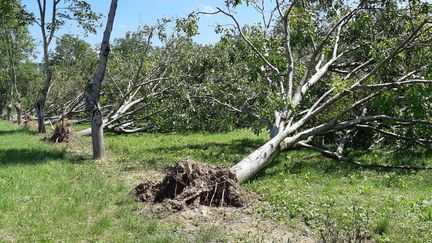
[31,0,100,133]
[85,0,118,160]
[0,0,34,124]
[197,0,432,183]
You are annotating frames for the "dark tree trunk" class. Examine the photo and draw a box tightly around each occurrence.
[36,46,52,133]
[0,96,4,118]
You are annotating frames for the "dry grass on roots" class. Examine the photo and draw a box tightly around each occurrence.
[43,118,75,143]
[130,159,249,211]
[24,115,37,131]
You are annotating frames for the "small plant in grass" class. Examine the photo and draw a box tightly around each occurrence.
[419,205,432,222]
[319,205,371,243]
[373,213,390,235]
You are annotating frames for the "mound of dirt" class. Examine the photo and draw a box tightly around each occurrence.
[43,118,74,143]
[130,160,248,211]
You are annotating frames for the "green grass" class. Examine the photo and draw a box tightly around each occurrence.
[1,121,432,242]
[245,150,432,242]
[0,123,180,242]
[104,129,267,170]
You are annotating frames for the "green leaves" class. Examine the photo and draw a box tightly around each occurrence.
[175,17,199,37]
[224,0,244,7]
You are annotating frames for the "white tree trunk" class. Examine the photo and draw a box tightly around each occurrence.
[15,103,22,125]
[230,131,289,183]
[85,0,118,160]
[77,118,108,137]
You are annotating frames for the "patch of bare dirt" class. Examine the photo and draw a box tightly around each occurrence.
[171,206,315,242]
[130,159,247,211]
[131,160,316,242]
[137,201,315,242]
[0,230,17,242]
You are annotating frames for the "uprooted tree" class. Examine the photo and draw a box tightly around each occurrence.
[194,0,432,183]
[78,18,202,136]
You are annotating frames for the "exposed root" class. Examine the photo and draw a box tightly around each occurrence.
[130,159,247,211]
[42,118,74,143]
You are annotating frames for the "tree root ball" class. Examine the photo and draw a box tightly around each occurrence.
[42,118,74,143]
[130,160,248,211]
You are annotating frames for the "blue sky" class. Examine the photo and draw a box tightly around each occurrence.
[22,0,264,61]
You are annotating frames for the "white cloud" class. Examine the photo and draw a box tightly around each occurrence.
[199,4,216,14]
[119,24,128,29]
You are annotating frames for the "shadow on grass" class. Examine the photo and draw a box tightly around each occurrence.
[0,148,66,165]
[0,127,34,136]
[116,138,266,171]
[143,138,266,157]
[252,148,432,182]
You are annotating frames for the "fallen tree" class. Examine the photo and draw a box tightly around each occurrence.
[78,19,204,136]
[197,0,432,183]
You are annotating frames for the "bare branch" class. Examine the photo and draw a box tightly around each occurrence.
[355,124,432,148]
[357,79,432,89]
[192,95,272,129]
[216,7,280,74]
[276,0,296,100]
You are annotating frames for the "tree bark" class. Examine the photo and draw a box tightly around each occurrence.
[230,130,290,183]
[0,96,3,118]
[35,40,53,133]
[4,29,22,125]
[6,103,12,121]
[85,0,118,160]
[15,103,22,125]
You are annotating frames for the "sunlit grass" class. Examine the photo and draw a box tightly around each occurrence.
[0,122,180,242]
[1,121,431,241]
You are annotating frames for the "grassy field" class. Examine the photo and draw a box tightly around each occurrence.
[1,121,432,242]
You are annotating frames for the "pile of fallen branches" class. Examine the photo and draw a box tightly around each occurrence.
[130,160,248,211]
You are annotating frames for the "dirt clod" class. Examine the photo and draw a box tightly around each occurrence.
[130,160,248,211]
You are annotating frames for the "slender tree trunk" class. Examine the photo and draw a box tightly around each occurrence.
[6,103,12,121]
[15,103,22,125]
[36,43,52,133]
[85,0,118,160]
[4,30,22,125]
[90,109,105,159]
[0,96,3,118]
